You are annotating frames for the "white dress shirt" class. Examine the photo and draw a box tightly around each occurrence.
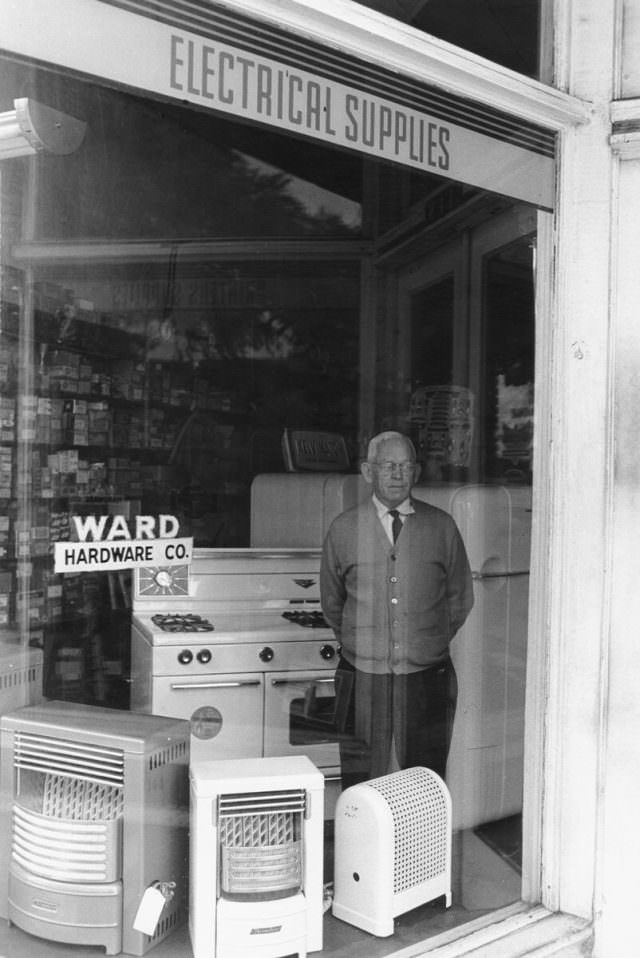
[372,494,415,544]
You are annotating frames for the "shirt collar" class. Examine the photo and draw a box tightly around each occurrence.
[372,494,415,519]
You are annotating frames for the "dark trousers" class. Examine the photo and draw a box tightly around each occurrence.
[334,655,458,790]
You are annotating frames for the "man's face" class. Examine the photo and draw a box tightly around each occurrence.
[361,436,420,508]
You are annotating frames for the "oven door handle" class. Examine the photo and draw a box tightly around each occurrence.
[169,680,262,690]
[270,677,335,687]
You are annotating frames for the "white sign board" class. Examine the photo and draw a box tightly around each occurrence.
[3,0,555,208]
[54,536,193,573]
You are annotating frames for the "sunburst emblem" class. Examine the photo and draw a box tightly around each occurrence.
[137,565,190,597]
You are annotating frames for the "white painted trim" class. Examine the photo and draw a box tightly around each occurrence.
[594,127,640,958]
[392,906,591,957]
[609,131,640,159]
[610,98,640,157]
[539,91,614,925]
[211,0,590,130]
[610,97,640,123]
[521,209,555,908]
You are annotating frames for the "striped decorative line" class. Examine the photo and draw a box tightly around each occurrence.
[96,0,556,158]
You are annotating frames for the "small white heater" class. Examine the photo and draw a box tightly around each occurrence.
[190,755,324,958]
[332,766,452,937]
[0,701,190,955]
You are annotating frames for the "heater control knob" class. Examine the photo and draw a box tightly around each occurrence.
[177,649,193,665]
[197,649,212,665]
[320,644,336,660]
[259,646,275,663]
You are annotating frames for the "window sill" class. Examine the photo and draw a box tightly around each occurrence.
[391,905,592,958]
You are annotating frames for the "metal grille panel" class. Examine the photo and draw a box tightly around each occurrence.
[368,767,450,894]
[10,757,124,883]
[42,772,124,821]
[221,809,297,849]
[14,731,125,786]
[12,772,123,883]
[218,789,305,897]
[219,788,307,817]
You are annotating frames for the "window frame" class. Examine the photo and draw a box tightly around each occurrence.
[2,0,603,954]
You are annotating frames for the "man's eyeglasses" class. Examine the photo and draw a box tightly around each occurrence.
[372,461,416,477]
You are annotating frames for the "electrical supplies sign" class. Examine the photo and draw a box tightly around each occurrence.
[54,513,193,573]
[3,0,555,209]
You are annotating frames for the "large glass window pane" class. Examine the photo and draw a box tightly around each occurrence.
[356,0,544,79]
[0,50,538,956]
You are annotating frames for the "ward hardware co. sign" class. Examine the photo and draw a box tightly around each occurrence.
[54,513,193,573]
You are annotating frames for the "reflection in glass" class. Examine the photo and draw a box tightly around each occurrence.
[0,48,537,955]
[356,0,543,79]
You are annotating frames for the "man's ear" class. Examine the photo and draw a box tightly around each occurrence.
[413,462,422,483]
[361,461,373,484]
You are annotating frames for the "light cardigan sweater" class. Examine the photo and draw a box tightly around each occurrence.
[320,497,474,674]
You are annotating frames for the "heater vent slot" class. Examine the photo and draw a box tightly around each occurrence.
[14,731,125,786]
[369,767,449,893]
[148,740,189,771]
[219,789,307,817]
[146,904,183,944]
[0,664,41,690]
[218,788,306,900]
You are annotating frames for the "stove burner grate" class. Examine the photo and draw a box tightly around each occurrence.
[151,613,215,633]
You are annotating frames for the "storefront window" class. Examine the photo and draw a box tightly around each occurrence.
[0,32,540,955]
[357,0,545,79]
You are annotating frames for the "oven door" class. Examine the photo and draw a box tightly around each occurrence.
[264,669,340,771]
[150,672,264,761]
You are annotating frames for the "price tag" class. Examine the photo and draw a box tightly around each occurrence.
[133,884,167,935]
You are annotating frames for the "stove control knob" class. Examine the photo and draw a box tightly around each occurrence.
[197,649,212,665]
[320,644,336,660]
[259,646,275,663]
[177,649,193,665]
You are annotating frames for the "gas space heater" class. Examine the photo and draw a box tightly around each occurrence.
[190,755,324,958]
[332,766,452,937]
[0,701,190,956]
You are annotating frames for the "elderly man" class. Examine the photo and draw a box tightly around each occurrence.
[320,430,474,788]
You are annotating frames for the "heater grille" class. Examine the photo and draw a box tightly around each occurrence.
[14,731,125,786]
[41,772,124,821]
[10,733,126,883]
[12,800,122,883]
[218,789,306,899]
[219,789,307,817]
[368,767,449,893]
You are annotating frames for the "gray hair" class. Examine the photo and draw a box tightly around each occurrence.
[366,431,417,462]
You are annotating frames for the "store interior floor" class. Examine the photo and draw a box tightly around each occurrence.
[0,819,521,958]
